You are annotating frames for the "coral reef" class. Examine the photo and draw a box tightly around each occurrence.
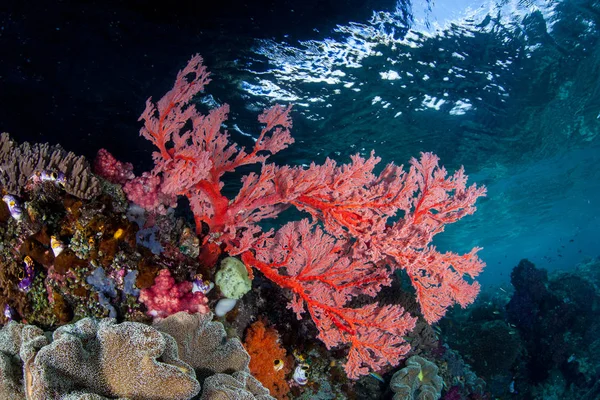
[0,148,208,328]
[0,52,488,394]
[121,54,486,378]
[506,259,600,397]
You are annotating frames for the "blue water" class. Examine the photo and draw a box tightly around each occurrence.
[225,0,600,286]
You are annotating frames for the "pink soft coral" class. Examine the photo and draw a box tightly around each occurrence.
[123,172,177,215]
[139,269,209,318]
[94,148,135,185]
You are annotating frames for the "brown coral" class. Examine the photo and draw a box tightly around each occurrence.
[0,132,100,200]
[1,312,275,400]
[153,311,251,378]
[0,322,28,399]
[0,321,48,400]
[153,312,276,400]
[201,371,274,400]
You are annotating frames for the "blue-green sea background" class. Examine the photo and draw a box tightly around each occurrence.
[1,0,598,287]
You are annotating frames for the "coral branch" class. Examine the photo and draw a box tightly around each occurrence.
[242,220,416,378]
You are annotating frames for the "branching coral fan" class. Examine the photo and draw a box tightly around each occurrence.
[97,54,487,379]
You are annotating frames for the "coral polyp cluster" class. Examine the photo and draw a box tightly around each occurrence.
[0,134,209,328]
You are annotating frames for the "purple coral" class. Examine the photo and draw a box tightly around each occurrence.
[17,257,36,293]
[86,267,118,317]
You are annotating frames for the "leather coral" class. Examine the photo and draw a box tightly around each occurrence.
[0,318,199,400]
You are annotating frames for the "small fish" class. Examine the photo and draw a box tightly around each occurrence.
[113,228,125,240]
[369,372,385,383]
[499,287,507,293]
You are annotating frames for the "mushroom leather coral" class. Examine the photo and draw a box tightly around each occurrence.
[154,312,275,400]
[1,318,200,400]
[201,371,274,400]
[243,320,291,399]
[153,311,250,375]
[1,313,274,400]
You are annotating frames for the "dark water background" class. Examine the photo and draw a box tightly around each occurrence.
[1,0,598,286]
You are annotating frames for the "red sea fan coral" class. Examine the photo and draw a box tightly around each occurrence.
[124,54,486,378]
[136,54,294,253]
[242,220,417,379]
